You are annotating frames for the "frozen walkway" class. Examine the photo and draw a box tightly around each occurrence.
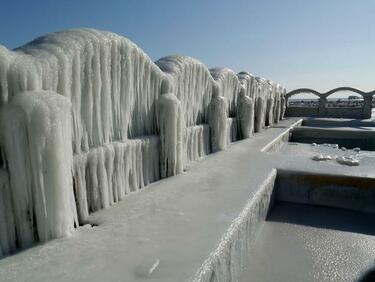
[1,117,374,282]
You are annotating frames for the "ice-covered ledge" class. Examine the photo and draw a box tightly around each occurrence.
[2,118,373,282]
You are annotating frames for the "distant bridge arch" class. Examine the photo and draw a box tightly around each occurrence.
[285,87,375,119]
[286,87,375,99]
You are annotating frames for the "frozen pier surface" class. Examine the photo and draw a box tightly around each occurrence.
[240,202,375,282]
[1,118,375,282]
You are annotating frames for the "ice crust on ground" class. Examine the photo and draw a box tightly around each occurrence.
[0,28,286,256]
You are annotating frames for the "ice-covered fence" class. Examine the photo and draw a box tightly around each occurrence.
[156,56,215,165]
[0,29,168,223]
[0,28,286,256]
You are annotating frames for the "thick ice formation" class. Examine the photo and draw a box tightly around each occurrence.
[210,68,241,117]
[0,29,165,153]
[237,87,254,138]
[156,56,213,128]
[0,28,286,256]
[209,84,228,152]
[157,93,183,177]
[73,137,160,221]
[0,90,77,251]
[0,170,15,257]
[184,125,210,164]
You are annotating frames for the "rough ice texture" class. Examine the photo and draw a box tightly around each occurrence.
[0,29,165,153]
[0,28,286,256]
[156,56,217,166]
[184,125,210,165]
[156,56,213,127]
[191,171,276,282]
[210,68,241,118]
[0,170,15,257]
[237,71,256,99]
[227,118,238,144]
[209,90,228,152]
[237,87,255,138]
[73,137,160,222]
[0,90,77,253]
[157,93,183,177]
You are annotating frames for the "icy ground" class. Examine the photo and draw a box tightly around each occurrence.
[0,118,375,282]
[240,202,375,282]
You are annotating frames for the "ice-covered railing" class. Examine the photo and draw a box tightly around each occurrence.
[156,56,216,164]
[0,28,286,257]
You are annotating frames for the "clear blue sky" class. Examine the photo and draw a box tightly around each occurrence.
[0,0,374,92]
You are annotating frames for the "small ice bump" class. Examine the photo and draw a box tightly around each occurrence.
[353,147,361,152]
[134,258,161,278]
[311,143,317,146]
[312,154,332,161]
[341,147,347,151]
[336,156,359,166]
[331,144,339,149]
[149,259,160,275]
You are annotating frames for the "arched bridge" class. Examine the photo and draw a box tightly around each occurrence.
[285,87,375,119]
[286,87,375,99]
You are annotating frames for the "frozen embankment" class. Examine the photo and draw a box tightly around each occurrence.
[0,28,287,256]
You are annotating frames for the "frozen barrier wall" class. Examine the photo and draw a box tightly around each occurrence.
[0,28,168,224]
[0,28,286,255]
[0,90,77,255]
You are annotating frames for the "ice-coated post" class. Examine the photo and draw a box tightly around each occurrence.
[157,79,183,178]
[266,97,274,127]
[281,91,287,119]
[254,96,266,132]
[209,83,227,152]
[237,86,254,139]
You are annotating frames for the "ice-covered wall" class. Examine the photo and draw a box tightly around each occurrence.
[0,90,77,253]
[0,28,286,256]
[0,29,166,153]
